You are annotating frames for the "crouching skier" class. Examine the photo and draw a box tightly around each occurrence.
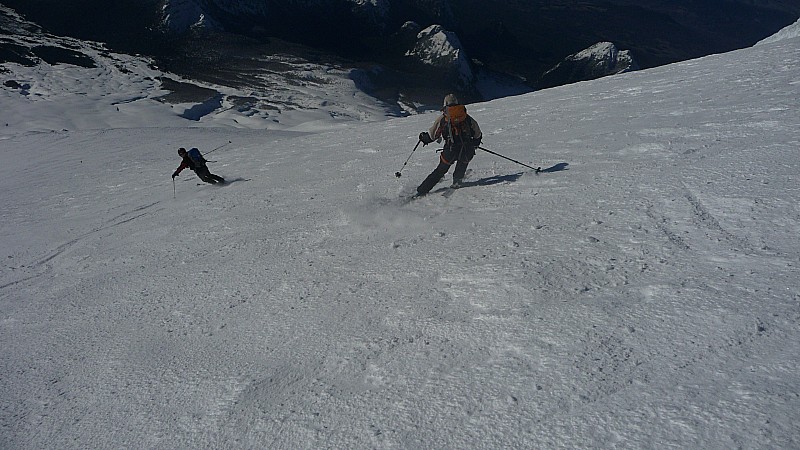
[415,94,482,196]
[172,147,225,184]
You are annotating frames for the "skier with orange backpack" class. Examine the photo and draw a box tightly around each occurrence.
[415,94,482,196]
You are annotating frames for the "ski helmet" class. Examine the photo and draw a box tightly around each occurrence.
[443,94,459,108]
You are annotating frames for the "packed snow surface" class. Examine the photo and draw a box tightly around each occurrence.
[1,35,799,448]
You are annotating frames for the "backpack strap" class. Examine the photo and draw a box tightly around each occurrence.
[443,106,473,143]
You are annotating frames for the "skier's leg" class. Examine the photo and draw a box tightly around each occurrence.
[196,167,217,184]
[452,147,475,184]
[416,162,450,195]
[452,160,469,184]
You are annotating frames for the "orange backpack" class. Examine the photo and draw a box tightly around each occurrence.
[444,105,472,141]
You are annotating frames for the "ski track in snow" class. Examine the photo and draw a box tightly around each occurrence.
[1,37,800,448]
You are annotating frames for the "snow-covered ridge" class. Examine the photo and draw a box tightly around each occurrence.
[756,17,800,45]
[0,5,43,35]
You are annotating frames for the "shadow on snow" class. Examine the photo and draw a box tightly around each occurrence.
[219,177,250,186]
[433,162,569,192]
[540,162,569,173]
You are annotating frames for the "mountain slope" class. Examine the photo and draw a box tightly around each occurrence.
[4,0,798,94]
[0,5,398,132]
[1,36,799,448]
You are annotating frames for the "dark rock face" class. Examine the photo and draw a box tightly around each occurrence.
[0,43,39,66]
[31,46,97,68]
[0,8,97,68]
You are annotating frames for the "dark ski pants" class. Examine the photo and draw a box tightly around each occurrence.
[416,145,474,195]
[194,166,225,184]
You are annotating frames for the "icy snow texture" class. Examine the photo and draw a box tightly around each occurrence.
[1,16,800,450]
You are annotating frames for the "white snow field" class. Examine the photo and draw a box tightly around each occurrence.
[2,36,799,448]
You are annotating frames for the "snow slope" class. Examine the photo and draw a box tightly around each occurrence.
[1,35,799,448]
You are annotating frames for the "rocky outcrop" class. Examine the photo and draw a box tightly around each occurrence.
[405,24,474,90]
[537,42,638,90]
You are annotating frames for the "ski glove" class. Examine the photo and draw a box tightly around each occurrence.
[471,137,482,148]
[172,171,179,178]
[419,132,433,145]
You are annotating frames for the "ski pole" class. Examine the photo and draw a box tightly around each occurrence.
[172,177,176,198]
[477,146,541,172]
[395,140,422,178]
[204,140,232,156]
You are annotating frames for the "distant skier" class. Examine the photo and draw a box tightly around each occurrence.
[172,147,225,184]
[415,94,482,196]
